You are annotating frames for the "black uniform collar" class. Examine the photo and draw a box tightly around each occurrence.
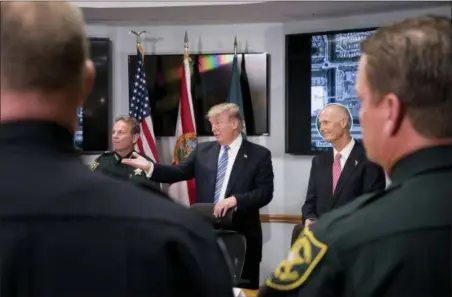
[113,149,136,161]
[0,120,75,152]
[390,145,452,184]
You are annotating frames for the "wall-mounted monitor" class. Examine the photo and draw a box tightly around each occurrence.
[75,37,112,153]
[285,27,376,155]
[127,53,270,136]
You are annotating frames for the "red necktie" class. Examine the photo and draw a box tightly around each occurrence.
[332,153,342,193]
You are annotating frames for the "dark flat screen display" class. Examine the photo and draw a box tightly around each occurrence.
[75,38,112,153]
[285,27,376,155]
[310,30,375,150]
[127,53,270,136]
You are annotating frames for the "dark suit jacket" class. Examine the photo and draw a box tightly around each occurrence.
[0,121,234,297]
[302,140,386,221]
[151,139,274,261]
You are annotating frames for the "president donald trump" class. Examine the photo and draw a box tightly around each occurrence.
[123,102,274,289]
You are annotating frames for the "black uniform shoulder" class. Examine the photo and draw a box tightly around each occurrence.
[99,150,115,157]
[94,151,115,161]
[134,151,154,162]
[82,172,218,239]
[90,151,115,170]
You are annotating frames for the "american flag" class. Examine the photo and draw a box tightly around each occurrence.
[129,44,159,163]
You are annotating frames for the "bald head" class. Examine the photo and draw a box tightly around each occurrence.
[318,104,352,147]
[1,1,89,93]
[320,104,351,128]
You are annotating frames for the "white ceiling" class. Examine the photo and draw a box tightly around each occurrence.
[82,1,447,25]
[74,0,266,8]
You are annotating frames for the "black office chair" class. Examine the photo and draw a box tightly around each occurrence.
[190,203,247,285]
[190,202,234,228]
[216,229,247,285]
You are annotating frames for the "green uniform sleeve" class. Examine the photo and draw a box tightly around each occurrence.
[259,191,386,297]
[259,228,341,297]
[90,155,103,171]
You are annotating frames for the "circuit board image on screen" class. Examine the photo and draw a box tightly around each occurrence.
[310,30,375,151]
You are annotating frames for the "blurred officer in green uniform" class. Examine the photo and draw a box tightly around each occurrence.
[259,16,452,297]
[91,115,161,192]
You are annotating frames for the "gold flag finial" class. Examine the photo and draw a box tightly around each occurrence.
[184,31,189,59]
[234,36,238,56]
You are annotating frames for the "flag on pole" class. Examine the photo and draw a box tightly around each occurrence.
[240,54,255,135]
[227,53,247,137]
[167,53,197,206]
[129,43,159,163]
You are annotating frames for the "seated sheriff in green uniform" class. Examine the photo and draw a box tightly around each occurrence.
[91,116,161,192]
[259,16,452,297]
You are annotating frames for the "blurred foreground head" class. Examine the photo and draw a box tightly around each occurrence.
[356,15,452,173]
[0,1,95,132]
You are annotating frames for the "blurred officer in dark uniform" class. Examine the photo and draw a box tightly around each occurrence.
[91,115,161,192]
[0,2,234,297]
[259,15,452,297]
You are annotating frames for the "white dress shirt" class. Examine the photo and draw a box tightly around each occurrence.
[333,138,355,170]
[217,134,243,202]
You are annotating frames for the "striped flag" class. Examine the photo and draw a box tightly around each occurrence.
[227,54,247,137]
[168,56,197,206]
[129,44,159,163]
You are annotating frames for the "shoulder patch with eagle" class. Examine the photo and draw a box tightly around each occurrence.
[266,228,328,291]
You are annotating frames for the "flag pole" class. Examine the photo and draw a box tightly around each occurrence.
[234,36,238,56]
[129,30,147,63]
[184,31,189,60]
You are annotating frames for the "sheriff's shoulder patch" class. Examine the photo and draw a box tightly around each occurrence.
[266,228,328,291]
[90,161,99,171]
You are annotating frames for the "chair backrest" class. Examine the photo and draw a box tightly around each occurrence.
[190,203,233,228]
[216,230,247,285]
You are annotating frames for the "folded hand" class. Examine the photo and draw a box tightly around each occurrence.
[213,196,237,218]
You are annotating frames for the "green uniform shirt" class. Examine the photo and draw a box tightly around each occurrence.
[261,145,452,297]
[91,150,161,192]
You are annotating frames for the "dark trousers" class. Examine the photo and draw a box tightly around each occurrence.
[238,256,260,289]
[237,232,261,290]
[291,223,305,246]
